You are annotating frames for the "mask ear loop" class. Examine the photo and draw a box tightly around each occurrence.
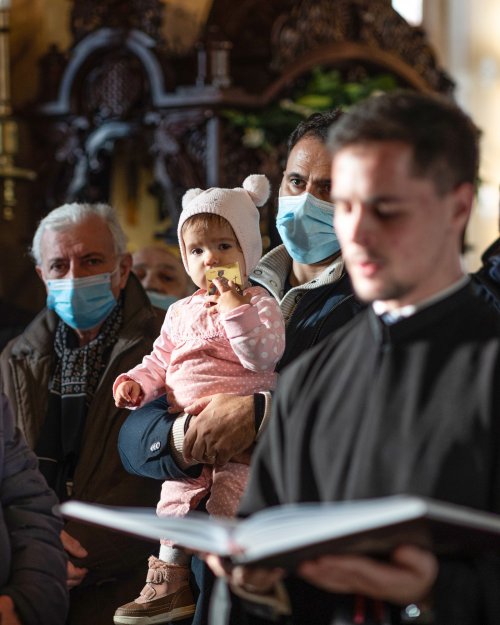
[110,258,125,287]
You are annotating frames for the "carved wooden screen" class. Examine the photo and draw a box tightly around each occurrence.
[26,0,453,247]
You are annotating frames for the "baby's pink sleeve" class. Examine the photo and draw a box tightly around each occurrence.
[116,315,176,406]
[222,289,285,372]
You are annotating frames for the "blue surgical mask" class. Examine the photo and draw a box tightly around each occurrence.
[146,291,179,311]
[276,193,340,264]
[46,271,118,331]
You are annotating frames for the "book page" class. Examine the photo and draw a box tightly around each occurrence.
[60,502,235,554]
[231,497,428,564]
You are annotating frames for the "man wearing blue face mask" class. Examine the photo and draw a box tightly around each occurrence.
[0,202,163,625]
[250,110,363,369]
[275,192,340,265]
[132,244,193,311]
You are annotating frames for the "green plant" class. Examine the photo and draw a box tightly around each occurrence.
[223,67,398,151]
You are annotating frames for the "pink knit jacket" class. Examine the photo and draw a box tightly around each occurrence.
[113,286,285,410]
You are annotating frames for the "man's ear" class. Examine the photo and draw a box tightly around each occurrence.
[451,182,474,231]
[118,253,133,290]
[35,266,48,292]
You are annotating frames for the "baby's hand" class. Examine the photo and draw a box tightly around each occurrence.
[114,380,143,408]
[211,278,251,313]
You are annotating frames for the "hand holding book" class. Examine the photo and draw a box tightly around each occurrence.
[206,553,285,595]
[205,543,437,616]
[296,544,437,605]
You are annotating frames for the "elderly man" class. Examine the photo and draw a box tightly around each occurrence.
[132,244,192,310]
[0,203,162,625]
[218,92,500,625]
[0,392,68,625]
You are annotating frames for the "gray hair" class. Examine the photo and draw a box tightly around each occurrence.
[31,202,128,265]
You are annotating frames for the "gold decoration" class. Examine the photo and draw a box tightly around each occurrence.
[0,1,35,220]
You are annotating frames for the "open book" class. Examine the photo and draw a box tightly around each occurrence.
[59,495,500,569]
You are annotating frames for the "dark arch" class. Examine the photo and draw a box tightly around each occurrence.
[38,28,170,115]
[261,42,434,106]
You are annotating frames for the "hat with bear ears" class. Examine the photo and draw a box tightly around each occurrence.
[177,174,270,277]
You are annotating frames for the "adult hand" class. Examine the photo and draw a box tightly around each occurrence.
[61,529,89,588]
[0,596,22,625]
[298,545,438,605]
[205,555,285,595]
[183,394,255,465]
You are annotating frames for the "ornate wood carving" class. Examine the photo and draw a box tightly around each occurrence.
[146,110,207,231]
[70,0,165,46]
[205,0,453,95]
[204,1,290,93]
[25,0,455,245]
[270,0,454,93]
[28,25,192,240]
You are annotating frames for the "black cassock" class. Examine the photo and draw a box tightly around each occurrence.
[238,282,500,625]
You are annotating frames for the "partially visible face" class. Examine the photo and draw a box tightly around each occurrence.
[36,214,131,300]
[332,141,472,310]
[183,220,246,291]
[132,246,190,298]
[280,135,332,201]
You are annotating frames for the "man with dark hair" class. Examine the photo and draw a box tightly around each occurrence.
[327,91,479,193]
[217,91,500,625]
[286,109,342,157]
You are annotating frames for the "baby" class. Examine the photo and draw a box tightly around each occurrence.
[112,175,286,624]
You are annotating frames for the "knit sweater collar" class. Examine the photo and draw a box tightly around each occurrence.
[251,245,345,323]
[251,244,344,301]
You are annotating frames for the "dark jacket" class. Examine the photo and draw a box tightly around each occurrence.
[239,283,500,624]
[275,272,362,371]
[470,237,500,312]
[0,274,164,624]
[0,393,68,625]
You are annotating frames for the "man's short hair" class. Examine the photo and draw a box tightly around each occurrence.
[327,90,480,195]
[31,202,128,265]
[287,109,342,157]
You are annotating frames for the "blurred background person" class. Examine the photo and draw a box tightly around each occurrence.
[0,392,68,625]
[132,245,193,310]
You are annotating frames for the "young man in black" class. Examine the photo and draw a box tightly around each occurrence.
[215,91,500,625]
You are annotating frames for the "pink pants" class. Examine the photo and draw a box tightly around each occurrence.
[157,461,249,542]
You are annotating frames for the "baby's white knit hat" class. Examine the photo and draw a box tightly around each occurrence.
[177,174,270,276]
